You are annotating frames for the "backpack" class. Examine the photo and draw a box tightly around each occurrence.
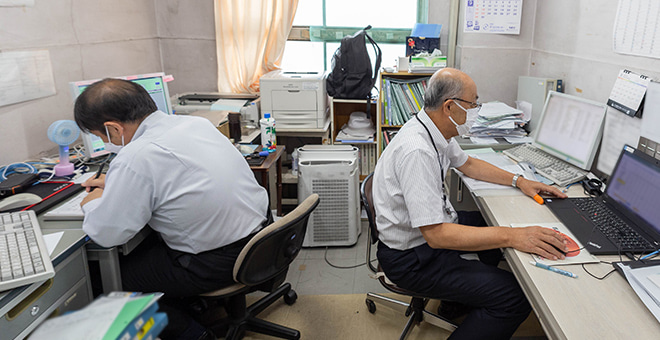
[326,26,382,102]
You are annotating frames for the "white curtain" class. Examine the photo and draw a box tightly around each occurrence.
[214,0,299,93]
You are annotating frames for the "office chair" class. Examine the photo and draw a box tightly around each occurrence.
[361,173,457,340]
[199,193,320,340]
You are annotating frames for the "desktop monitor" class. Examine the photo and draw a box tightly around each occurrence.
[533,91,607,170]
[69,72,173,159]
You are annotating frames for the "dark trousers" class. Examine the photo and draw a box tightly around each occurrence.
[120,210,272,339]
[377,211,531,340]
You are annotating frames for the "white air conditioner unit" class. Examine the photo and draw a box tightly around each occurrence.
[298,145,360,247]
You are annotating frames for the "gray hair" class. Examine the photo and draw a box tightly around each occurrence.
[423,74,464,111]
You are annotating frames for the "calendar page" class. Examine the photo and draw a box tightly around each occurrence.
[463,0,522,34]
[607,69,651,117]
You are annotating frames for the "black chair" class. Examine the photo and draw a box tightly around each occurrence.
[199,193,320,340]
[361,173,457,340]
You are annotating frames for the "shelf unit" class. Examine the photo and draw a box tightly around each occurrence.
[377,71,433,157]
[329,98,378,181]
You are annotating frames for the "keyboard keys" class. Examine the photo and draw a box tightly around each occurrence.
[0,211,55,291]
[503,144,586,186]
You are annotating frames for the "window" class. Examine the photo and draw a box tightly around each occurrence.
[281,0,428,72]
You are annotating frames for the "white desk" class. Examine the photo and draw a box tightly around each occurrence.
[470,186,660,339]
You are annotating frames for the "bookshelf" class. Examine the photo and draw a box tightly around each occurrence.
[377,71,433,157]
[330,98,378,180]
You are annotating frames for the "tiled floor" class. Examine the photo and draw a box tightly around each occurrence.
[284,218,390,296]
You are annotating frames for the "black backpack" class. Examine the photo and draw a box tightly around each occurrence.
[326,26,382,103]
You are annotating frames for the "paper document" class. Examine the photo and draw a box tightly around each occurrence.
[210,99,247,112]
[43,191,87,220]
[617,262,660,323]
[43,231,64,256]
[511,222,599,265]
[0,50,56,107]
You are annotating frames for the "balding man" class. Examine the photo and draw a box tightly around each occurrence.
[372,68,567,339]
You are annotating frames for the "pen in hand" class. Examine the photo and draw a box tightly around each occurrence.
[87,162,106,192]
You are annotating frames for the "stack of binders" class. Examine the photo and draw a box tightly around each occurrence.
[381,76,430,126]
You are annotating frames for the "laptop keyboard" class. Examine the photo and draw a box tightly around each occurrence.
[0,211,55,292]
[573,198,655,251]
[503,144,587,187]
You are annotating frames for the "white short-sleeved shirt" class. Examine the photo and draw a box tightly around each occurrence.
[373,109,468,250]
[82,111,269,254]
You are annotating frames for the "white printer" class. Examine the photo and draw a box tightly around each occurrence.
[260,70,329,131]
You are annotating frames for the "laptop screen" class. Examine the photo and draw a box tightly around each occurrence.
[606,146,660,232]
[533,91,607,170]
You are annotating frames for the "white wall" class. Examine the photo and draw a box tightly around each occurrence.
[531,0,660,103]
[0,0,163,165]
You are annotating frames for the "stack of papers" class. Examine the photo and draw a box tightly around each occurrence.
[469,102,528,137]
[31,292,167,340]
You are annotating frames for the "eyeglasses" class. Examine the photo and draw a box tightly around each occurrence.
[447,98,482,110]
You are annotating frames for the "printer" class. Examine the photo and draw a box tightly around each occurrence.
[172,92,261,127]
[260,70,329,131]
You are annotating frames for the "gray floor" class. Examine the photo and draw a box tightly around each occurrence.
[284,217,390,296]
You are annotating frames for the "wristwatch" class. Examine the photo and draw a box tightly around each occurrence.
[512,174,520,188]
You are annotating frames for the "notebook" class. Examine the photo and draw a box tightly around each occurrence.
[545,145,660,255]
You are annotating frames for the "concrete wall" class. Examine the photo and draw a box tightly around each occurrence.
[0,0,163,165]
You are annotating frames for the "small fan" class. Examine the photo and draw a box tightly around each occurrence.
[47,120,80,176]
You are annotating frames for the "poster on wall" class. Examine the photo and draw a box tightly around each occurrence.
[613,0,660,59]
[463,0,523,35]
[0,50,56,107]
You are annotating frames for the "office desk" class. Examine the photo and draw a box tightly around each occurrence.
[40,215,150,294]
[0,229,92,339]
[470,187,660,339]
[250,145,285,216]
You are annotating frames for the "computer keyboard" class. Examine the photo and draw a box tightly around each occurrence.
[573,198,655,251]
[503,144,587,187]
[0,211,55,292]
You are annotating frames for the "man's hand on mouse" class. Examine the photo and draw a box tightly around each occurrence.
[510,226,568,260]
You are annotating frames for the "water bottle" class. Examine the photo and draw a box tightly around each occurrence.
[260,113,276,152]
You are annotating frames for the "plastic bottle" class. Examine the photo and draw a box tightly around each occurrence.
[260,113,277,152]
[291,148,299,176]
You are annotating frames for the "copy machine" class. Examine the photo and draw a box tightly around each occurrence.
[260,70,329,131]
[171,92,261,127]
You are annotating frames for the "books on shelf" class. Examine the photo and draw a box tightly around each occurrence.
[356,143,377,176]
[381,76,430,127]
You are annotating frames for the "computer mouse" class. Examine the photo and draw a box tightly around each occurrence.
[550,230,581,257]
[0,193,42,211]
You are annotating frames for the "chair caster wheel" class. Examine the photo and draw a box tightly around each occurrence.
[284,289,297,305]
[366,298,376,313]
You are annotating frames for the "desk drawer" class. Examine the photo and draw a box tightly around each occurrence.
[1,248,90,339]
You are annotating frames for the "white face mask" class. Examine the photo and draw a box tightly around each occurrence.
[104,125,125,154]
[449,101,479,136]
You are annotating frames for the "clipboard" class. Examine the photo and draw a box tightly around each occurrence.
[607,69,651,118]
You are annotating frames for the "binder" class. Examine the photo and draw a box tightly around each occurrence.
[607,69,651,117]
[133,312,168,340]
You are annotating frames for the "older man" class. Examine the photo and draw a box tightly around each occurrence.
[373,68,568,339]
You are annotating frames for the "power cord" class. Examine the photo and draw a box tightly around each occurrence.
[323,246,377,269]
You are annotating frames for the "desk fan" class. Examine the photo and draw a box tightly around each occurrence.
[47,120,80,176]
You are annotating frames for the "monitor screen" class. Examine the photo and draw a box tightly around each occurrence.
[69,72,173,159]
[533,91,607,170]
[606,146,660,232]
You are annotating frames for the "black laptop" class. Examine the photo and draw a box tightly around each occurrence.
[545,145,660,255]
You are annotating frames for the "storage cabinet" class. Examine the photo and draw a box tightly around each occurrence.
[377,71,433,157]
[330,98,378,181]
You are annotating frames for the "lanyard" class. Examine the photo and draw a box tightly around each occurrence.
[413,114,455,218]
